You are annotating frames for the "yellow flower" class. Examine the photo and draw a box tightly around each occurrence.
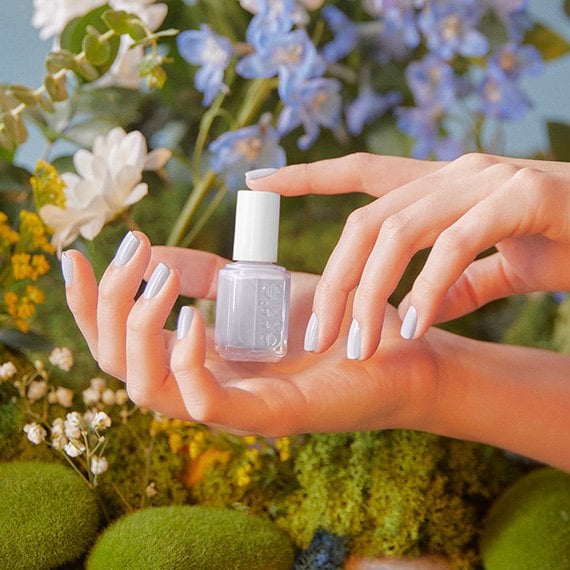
[19,210,55,255]
[30,161,66,210]
[0,214,19,248]
[168,432,184,455]
[242,435,257,446]
[275,436,291,462]
[235,463,253,487]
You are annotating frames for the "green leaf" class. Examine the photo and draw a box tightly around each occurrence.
[102,9,147,41]
[60,5,120,77]
[565,0,570,18]
[525,23,570,61]
[83,26,112,66]
[2,111,28,145]
[76,59,100,82]
[547,121,570,162]
[0,328,54,352]
[44,74,68,102]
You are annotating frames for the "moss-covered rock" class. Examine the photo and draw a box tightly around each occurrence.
[480,467,570,570]
[0,461,100,569]
[87,505,295,570]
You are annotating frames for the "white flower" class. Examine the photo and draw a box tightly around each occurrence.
[50,418,68,450]
[145,481,158,498]
[82,386,101,407]
[52,386,74,408]
[115,389,129,406]
[90,455,109,475]
[64,439,86,458]
[23,423,47,445]
[90,377,107,393]
[101,389,116,406]
[0,361,17,382]
[48,347,74,371]
[40,128,171,252]
[91,411,112,431]
[64,411,84,439]
[27,380,49,402]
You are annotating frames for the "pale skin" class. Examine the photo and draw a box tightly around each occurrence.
[64,152,570,471]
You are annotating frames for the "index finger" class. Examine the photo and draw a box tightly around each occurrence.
[246,153,447,197]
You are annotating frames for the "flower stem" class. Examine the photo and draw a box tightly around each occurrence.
[166,169,217,246]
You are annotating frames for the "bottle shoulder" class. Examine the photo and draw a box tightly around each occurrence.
[220,261,290,279]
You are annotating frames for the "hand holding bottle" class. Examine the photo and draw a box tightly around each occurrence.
[61,235,442,436]
[246,153,570,360]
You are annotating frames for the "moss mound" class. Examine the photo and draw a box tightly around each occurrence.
[88,505,295,569]
[480,467,570,570]
[0,461,100,569]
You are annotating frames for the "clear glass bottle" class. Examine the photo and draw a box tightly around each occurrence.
[215,190,290,362]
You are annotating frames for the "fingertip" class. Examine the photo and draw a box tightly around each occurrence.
[172,306,207,368]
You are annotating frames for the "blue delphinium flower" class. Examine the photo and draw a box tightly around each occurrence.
[406,54,457,109]
[209,117,287,190]
[488,43,544,81]
[177,25,233,106]
[277,77,342,150]
[346,87,401,136]
[243,0,296,47]
[478,67,531,121]
[237,28,324,84]
[396,106,463,160]
[478,42,543,122]
[364,0,421,49]
[418,0,488,60]
[320,6,359,64]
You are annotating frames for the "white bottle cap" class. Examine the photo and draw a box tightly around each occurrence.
[233,190,280,262]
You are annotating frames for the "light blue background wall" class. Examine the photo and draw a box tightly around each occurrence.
[1,0,570,165]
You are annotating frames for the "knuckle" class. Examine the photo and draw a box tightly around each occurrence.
[381,209,413,242]
[435,224,469,256]
[96,355,122,380]
[126,384,152,409]
[454,152,498,172]
[345,206,372,232]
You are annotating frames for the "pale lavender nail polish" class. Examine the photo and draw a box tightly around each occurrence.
[347,319,361,360]
[61,252,73,286]
[215,191,290,362]
[113,231,140,266]
[143,263,170,299]
[177,306,194,340]
[400,306,418,340]
[245,168,278,181]
[304,312,319,352]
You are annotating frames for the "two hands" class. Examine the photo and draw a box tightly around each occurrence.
[63,152,570,469]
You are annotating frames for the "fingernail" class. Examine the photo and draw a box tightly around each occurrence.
[400,306,418,340]
[143,263,170,299]
[61,252,73,286]
[245,168,278,181]
[177,306,194,340]
[304,312,319,352]
[347,319,361,360]
[113,231,140,266]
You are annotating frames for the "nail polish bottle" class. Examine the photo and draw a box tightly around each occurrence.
[215,190,291,362]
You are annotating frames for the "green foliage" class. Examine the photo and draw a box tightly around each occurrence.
[547,121,570,162]
[0,461,100,569]
[480,468,570,570]
[87,505,295,570]
[553,295,570,354]
[502,294,559,349]
[276,431,520,568]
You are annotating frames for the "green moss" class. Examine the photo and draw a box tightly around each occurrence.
[553,295,570,354]
[87,505,295,570]
[276,431,520,567]
[480,467,570,570]
[0,461,100,569]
